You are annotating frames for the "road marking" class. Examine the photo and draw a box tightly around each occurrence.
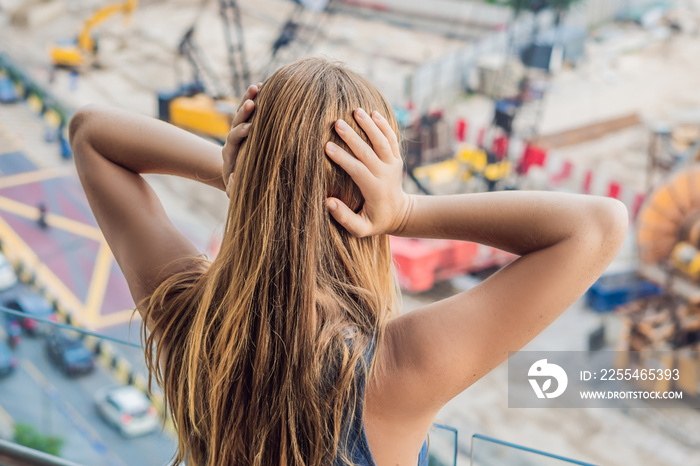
[0,214,85,315]
[95,308,141,329]
[0,165,74,189]
[84,240,113,326]
[0,195,103,241]
[0,125,21,154]
[0,401,14,427]
[0,401,14,440]
[21,359,126,466]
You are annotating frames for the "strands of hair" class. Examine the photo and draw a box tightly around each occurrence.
[137,56,403,466]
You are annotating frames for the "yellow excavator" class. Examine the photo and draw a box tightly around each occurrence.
[158,0,335,142]
[49,0,137,68]
[158,0,249,142]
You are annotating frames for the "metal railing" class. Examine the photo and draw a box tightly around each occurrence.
[0,438,82,466]
[471,433,599,466]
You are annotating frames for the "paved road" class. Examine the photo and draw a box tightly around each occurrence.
[0,99,220,390]
[0,291,178,466]
[0,100,196,465]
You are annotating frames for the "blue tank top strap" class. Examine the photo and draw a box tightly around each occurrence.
[332,333,429,465]
[333,333,376,465]
[417,437,429,465]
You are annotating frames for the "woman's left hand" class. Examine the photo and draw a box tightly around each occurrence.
[222,82,262,198]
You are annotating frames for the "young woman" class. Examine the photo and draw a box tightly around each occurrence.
[69,57,628,466]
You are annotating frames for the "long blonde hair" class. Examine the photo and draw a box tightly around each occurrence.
[139,56,402,466]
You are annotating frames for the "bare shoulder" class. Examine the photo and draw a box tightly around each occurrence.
[363,202,627,445]
[362,318,437,464]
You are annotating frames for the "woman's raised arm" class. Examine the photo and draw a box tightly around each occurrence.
[68,84,260,329]
[324,109,628,462]
[68,83,260,193]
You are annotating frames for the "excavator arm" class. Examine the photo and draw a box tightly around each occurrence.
[50,0,137,68]
[77,0,138,55]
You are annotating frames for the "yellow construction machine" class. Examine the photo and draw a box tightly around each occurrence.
[49,0,137,68]
[159,0,335,142]
[158,0,249,142]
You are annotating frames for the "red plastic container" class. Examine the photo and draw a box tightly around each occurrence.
[390,237,480,292]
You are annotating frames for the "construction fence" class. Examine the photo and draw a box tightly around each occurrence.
[406,0,668,113]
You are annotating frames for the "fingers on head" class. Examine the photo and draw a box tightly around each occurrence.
[371,111,400,157]
[246,84,259,99]
[232,99,255,128]
[353,108,391,157]
[226,122,252,147]
[333,118,380,168]
[326,198,368,238]
[324,141,373,187]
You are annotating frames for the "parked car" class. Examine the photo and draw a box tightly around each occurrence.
[0,340,18,377]
[46,330,94,375]
[3,316,21,347]
[0,252,18,292]
[0,76,20,104]
[3,292,56,336]
[94,385,159,437]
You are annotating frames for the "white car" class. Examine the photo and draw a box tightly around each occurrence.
[0,252,18,292]
[95,385,160,437]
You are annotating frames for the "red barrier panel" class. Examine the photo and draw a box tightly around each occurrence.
[550,160,573,185]
[455,118,468,142]
[631,192,646,222]
[520,144,547,175]
[492,135,510,160]
[607,181,621,199]
[477,127,486,148]
[582,170,593,194]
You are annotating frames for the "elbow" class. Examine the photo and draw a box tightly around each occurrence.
[584,196,629,251]
[68,103,104,152]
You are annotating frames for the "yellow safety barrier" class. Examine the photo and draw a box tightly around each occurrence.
[414,144,513,188]
[456,145,488,171]
[44,109,62,129]
[413,159,462,185]
[26,94,42,114]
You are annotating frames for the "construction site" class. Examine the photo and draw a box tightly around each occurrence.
[0,0,700,465]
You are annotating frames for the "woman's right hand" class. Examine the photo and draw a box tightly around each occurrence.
[222,83,261,198]
[324,108,412,238]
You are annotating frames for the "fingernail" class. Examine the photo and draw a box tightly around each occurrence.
[372,110,381,119]
[326,199,337,211]
[337,119,348,131]
[243,123,251,129]
[326,142,337,153]
[355,108,367,119]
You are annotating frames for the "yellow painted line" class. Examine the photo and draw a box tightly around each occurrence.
[21,359,48,386]
[94,308,140,330]
[84,240,113,325]
[0,144,21,155]
[0,123,24,154]
[0,401,14,427]
[0,195,103,241]
[0,165,74,189]
[0,214,85,316]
